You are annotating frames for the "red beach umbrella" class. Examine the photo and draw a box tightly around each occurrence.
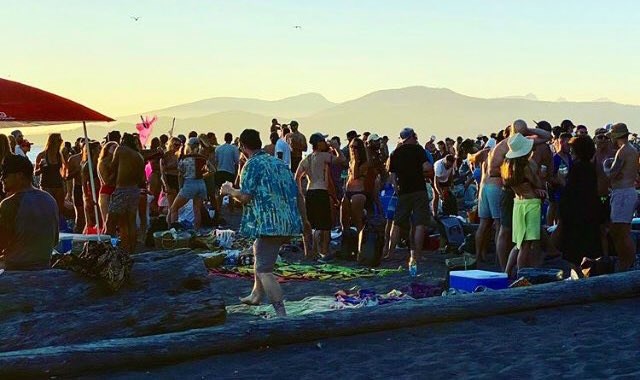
[0,78,114,126]
[0,77,115,235]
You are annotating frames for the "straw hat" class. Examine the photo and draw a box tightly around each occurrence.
[198,134,212,148]
[607,123,630,140]
[505,133,534,159]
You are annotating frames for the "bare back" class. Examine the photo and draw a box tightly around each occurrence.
[299,152,333,191]
[484,139,509,185]
[112,146,145,188]
[611,143,639,189]
[67,154,83,187]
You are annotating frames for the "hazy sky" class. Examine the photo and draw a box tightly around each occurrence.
[4,0,640,116]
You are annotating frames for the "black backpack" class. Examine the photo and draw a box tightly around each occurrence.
[358,216,386,267]
[336,228,358,261]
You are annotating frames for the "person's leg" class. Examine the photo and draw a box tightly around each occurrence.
[137,193,147,242]
[193,197,203,230]
[497,226,512,271]
[320,230,330,256]
[611,223,634,270]
[382,219,394,258]
[240,239,265,305]
[350,194,367,251]
[547,202,557,226]
[432,192,440,217]
[412,224,426,263]
[340,197,351,232]
[475,218,492,262]
[127,208,138,253]
[517,241,533,270]
[73,186,86,233]
[505,246,519,278]
[98,194,109,232]
[168,195,189,225]
[254,237,287,317]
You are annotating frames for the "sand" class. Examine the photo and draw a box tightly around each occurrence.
[87,297,640,379]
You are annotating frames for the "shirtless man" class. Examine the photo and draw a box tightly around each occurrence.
[66,148,85,233]
[286,121,308,173]
[489,120,551,270]
[593,128,616,256]
[604,123,639,271]
[474,138,500,263]
[295,133,345,260]
[107,133,145,253]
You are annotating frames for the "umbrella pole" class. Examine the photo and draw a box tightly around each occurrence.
[83,121,102,241]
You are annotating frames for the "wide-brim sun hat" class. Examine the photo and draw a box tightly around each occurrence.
[505,133,534,159]
[607,123,630,140]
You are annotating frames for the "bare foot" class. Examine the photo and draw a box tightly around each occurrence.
[239,294,261,306]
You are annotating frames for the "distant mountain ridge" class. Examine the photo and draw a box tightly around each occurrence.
[28,86,640,145]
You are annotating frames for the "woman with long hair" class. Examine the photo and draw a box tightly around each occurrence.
[98,141,118,233]
[0,134,13,200]
[167,138,207,229]
[35,133,66,216]
[501,133,546,277]
[341,138,370,243]
[161,137,181,209]
[81,141,103,233]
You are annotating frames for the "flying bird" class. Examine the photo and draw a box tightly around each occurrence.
[131,16,141,21]
[293,25,302,29]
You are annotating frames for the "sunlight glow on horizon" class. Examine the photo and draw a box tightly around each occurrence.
[4,0,640,116]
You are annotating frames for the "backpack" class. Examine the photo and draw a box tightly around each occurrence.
[357,216,386,267]
[436,216,465,252]
[336,227,358,261]
[145,216,169,247]
[441,189,458,216]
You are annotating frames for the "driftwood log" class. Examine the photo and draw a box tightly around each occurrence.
[0,249,225,353]
[1,270,639,378]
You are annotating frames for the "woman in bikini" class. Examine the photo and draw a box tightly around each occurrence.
[35,133,66,217]
[98,141,118,233]
[161,137,181,208]
[501,133,547,278]
[341,138,370,244]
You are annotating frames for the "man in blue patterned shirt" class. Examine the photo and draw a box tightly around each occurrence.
[220,129,303,317]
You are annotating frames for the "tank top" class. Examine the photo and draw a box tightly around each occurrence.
[40,153,64,189]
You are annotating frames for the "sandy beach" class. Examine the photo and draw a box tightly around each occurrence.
[87,296,639,379]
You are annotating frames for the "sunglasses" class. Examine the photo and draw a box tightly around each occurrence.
[595,135,609,140]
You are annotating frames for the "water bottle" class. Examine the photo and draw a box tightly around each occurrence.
[409,260,417,277]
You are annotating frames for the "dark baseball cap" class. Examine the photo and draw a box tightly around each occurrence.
[346,130,360,139]
[1,154,34,179]
[533,120,552,132]
[309,132,328,146]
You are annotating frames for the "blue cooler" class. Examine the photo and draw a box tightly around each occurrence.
[449,270,509,292]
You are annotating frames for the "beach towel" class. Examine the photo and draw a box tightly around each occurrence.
[209,262,402,282]
[512,198,541,249]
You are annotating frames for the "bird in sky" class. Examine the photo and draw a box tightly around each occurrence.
[131,16,141,22]
[293,25,302,29]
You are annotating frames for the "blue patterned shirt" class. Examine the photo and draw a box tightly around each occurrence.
[239,151,302,238]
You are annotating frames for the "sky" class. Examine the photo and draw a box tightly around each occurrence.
[3,0,640,117]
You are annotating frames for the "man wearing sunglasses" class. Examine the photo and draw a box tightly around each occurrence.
[0,155,59,270]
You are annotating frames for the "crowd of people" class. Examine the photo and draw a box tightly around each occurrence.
[1,118,639,314]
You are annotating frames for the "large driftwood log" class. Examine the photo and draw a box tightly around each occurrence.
[0,249,225,353]
[1,271,639,378]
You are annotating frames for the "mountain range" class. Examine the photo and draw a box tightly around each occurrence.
[26,86,640,145]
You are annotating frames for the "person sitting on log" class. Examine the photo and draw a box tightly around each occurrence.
[0,155,59,270]
[220,129,303,317]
